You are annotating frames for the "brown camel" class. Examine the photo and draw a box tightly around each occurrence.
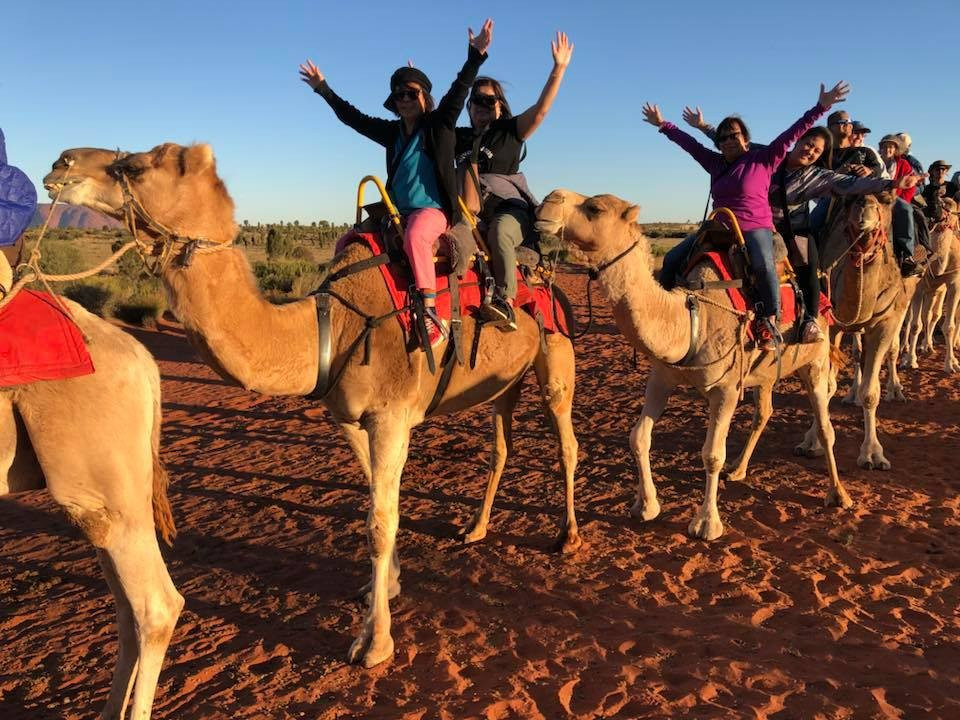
[536,189,851,542]
[900,198,960,372]
[1,299,182,720]
[44,143,580,668]
[797,194,910,468]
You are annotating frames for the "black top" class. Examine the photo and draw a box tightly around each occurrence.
[455,117,525,174]
[833,146,884,177]
[313,46,487,220]
[921,181,960,219]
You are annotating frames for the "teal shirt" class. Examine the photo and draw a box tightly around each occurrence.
[390,130,444,214]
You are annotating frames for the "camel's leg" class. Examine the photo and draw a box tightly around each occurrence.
[842,333,863,406]
[348,411,409,668]
[856,326,893,470]
[97,529,183,720]
[902,289,926,369]
[629,370,676,522]
[688,387,738,541]
[533,335,581,553]
[723,384,773,482]
[885,315,907,402]
[797,359,852,508]
[461,382,522,545]
[340,422,401,603]
[921,287,945,353]
[942,284,960,373]
[796,331,842,458]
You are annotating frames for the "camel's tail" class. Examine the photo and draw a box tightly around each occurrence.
[148,364,177,546]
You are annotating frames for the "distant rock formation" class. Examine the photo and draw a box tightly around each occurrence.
[32,204,122,230]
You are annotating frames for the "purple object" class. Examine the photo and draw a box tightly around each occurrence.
[0,128,38,247]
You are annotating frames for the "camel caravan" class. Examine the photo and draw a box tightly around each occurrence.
[3,17,960,718]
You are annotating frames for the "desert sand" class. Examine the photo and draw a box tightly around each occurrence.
[1,272,958,719]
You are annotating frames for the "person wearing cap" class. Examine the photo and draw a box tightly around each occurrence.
[0,127,38,295]
[878,134,921,275]
[644,80,850,351]
[921,160,958,221]
[455,31,573,331]
[299,19,493,348]
[827,111,883,177]
[896,133,925,192]
[850,121,888,176]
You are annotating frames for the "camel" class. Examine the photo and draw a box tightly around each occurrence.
[797,194,911,469]
[535,189,851,542]
[44,143,580,669]
[1,299,182,720]
[900,198,960,372]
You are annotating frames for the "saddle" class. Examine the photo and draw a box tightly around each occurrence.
[0,290,95,387]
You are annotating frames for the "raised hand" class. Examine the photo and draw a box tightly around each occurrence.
[818,80,850,108]
[642,102,664,128]
[682,105,706,130]
[299,59,324,90]
[469,18,494,55]
[895,173,928,190]
[551,31,573,69]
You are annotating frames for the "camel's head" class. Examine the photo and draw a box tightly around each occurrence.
[44,143,237,243]
[932,197,959,232]
[840,192,893,237]
[43,148,127,217]
[536,189,640,268]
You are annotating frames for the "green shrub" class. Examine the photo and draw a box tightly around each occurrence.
[36,241,84,276]
[114,279,166,327]
[266,227,292,259]
[113,239,145,280]
[64,281,114,316]
[253,259,316,293]
[290,245,315,262]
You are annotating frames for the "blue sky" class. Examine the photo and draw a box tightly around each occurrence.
[3,0,957,224]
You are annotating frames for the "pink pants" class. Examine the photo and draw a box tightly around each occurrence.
[403,207,447,291]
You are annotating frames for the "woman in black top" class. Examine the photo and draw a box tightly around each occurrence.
[456,31,573,330]
[300,20,493,347]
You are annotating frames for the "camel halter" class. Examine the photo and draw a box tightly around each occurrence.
[113,156,231,276]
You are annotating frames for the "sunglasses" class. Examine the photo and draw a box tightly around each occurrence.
[469,94,498,109]
[391,88,421,102]
[717,131,742,143]
[829,120,853,127]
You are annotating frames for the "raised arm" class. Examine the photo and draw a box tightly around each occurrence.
[434,19,493,127]
[515,32,573,140]
[682,105,717,142]
[643,102,725,175]
[802,167,921,201]
[299,60,395,147]
[763,81,849,166]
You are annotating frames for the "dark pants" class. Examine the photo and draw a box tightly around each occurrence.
[486,202,532,300]
[659,228,780,318]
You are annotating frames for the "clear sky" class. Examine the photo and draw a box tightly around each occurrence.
[3,0,957,225]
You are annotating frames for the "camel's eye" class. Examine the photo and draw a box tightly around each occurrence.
[583,200,602,218]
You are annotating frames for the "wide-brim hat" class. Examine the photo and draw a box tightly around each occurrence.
[878,134,904,153]
[383,67,432,111]
[929,159,952,172]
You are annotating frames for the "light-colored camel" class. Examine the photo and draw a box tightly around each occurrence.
[900,199,960,372]
[1,298,182,720]
[797,194,909,469]
[44,143,580,669]
[536,189,851,542]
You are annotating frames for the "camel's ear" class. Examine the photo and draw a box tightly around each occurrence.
[180,144,215,176]
[149,143,179,168]
[622,204,640,224]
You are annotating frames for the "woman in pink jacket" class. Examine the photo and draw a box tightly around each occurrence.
[643,81,850,349]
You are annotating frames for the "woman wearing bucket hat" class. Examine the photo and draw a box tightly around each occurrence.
[300,19,494,347]
[0,128,38,295]
[878,133,922,275]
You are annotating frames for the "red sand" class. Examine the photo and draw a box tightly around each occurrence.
[2,273,959,719]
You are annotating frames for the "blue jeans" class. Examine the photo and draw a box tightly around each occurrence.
[892,197,916,259]
[658,228,780,318]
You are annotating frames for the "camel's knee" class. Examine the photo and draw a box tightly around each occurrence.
[860,389,879,410]
[701,451,723,475]
[629,422,652,457]
[141,591,183,649]
[64,505,116,548]
[367,510,398,557]
[540,377,571,413]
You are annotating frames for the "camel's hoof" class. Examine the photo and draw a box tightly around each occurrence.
[348,631,394,668]
[630,497,661,522]
[554,531,583,555]
[825,487,854,509]
[795,445,825,459]
[841,394,858,406]
[721,467,746,482]
[885,389,906,402]
[459,523,488,545]
[688,514,724,541]
[858,455,891,471]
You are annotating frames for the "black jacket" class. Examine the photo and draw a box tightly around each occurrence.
[314,46,487,221]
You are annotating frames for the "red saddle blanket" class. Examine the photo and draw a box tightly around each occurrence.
[344,231,568,336]
[338,232,569,335]
[0,290,95,387]
[687,251,833,334]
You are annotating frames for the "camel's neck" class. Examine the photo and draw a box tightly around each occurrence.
[826,220,891,326]
[162,247,320,396]
[595,234,691,364]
